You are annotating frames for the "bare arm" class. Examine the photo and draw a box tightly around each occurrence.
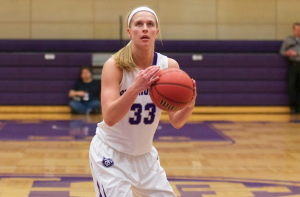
[101,58,160,126]
[167,58,197,129]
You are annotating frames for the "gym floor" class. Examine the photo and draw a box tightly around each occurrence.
[0,106,300,197]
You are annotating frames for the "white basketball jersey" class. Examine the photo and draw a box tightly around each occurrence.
[96,52,168,156]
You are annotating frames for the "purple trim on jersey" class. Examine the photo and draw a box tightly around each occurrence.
[96,182,102,197]
[102,184,107,197]
[153,52,158,65]
[92,163,103,197]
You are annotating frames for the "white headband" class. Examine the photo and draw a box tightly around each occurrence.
[127,7,159,27]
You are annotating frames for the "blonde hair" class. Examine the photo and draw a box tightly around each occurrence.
[113,41,135,71]
[113,6,160,71]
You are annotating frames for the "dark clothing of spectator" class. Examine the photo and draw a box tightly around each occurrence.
[70,79,101,114]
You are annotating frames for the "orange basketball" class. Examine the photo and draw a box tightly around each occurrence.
[150,68,194,112]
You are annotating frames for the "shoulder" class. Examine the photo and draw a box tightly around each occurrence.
[102,57,123,83]
[71,79,81,89]
[104,57,119,68]
[284,36,294,41]
[168,58,180,69]
[74,79,83,86]
[155,52,179,69]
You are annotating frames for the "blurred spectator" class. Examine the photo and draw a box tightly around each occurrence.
[280,22,300,114]
[69,66,101,114]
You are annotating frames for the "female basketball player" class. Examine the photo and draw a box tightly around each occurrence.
[89,6,196,197]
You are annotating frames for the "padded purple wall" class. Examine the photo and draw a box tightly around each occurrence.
[0,53,92,105]
[0,40,289,106]
[0,39,282,53]
[168,53,289,106]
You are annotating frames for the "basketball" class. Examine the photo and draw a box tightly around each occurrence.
[150,68,194,112]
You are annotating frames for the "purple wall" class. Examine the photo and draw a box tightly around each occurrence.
[174,53,289,106]
[0,53,92,105]
[0,40,289,106]
[0,39,282,53]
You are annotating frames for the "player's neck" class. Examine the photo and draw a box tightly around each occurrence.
[132,46,154,70]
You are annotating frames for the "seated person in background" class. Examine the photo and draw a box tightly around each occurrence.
[69,66,101,114]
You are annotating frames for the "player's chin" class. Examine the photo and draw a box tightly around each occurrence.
[138,43,153,49]
[139,41,151,46]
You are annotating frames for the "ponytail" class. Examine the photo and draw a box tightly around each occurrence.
[113,41,137,71]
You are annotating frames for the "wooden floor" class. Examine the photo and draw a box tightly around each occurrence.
[0,106,300,197]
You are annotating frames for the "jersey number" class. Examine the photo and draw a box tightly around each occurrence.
[129,103,156,125]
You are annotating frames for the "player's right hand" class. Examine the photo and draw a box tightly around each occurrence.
[132,66,160,93]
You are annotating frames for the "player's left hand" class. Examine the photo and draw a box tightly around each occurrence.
[186,79,197,108]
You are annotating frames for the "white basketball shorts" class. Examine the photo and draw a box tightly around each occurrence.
[89,135,176,197]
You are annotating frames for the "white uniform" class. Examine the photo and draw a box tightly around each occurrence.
[90,52,177,197]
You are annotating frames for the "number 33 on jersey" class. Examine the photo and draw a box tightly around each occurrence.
[129,103,156,125]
